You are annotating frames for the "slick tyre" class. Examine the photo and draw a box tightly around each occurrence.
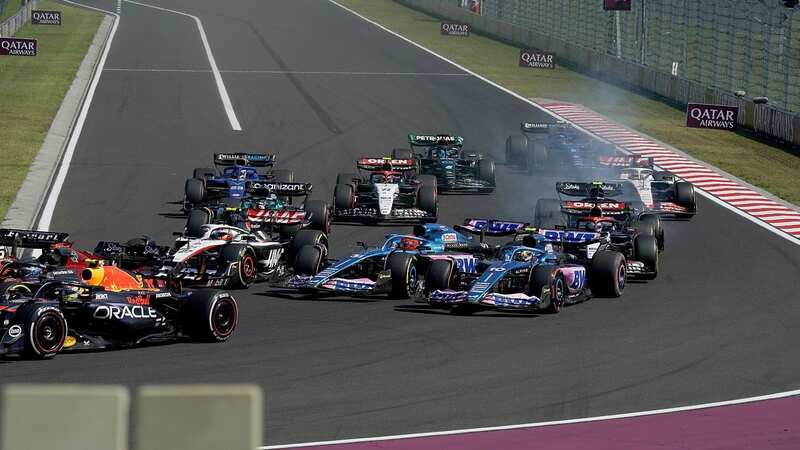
[534,198,564,228]
[186,208,212,238]
[185,178,206,205]
[675,182,696,215]
[637,214,664,250]
[292,229,327,255]
[526,142,548,172]
[15,303,67,359]
[219,245,258,289]
[505,134,527,166]
[589,250,626,298]
[478,158,496,183]
[305,200,331,233]
[387,252,419,299]
[185,290,238,342]
[634,235,659,280]
[425,259,453,293]
[192,167,215,180]
[418,184,438,217]
[334,184,355,212]
[294,245,324,276]
[336,173,359,186]
[530,265,563,313]
[392,148,414,160]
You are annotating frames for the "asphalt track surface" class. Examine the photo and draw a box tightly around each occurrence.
[5,0,800,445]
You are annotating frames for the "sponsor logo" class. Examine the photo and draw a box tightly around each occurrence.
[95,293,108,300]
[0,38,37,57]
[562,183,581,190]
[440,22,470,36]
[566,201,625,210]
[686,103,738,130]
[568,268,587,289]
[154,292,172,298]
[466,219,524,234]
[540,230,599,243]
[31,10,62,25]
[360,158,413,166]
[441,233,457,243]
[519,49,555,69]
[603,0,631,10]
[453,256,476,273]
[93,304,158,320]
[126,295,150,305]
[249,182,306,192]
[7,325,22,338]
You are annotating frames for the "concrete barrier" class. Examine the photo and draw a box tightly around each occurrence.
[134,384,262,450]
[1,384,129,450]
[396,0,800,146]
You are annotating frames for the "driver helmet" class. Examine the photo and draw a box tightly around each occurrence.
[210,229,234,241]
[513,249,533,262]
[399,237,420,252]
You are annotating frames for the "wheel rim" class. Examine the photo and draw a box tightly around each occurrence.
[554,278,565,309]
[241,254,256,281]
[617,263,626,291]
[211,298,237,337]
[35,312,65,353]
[407,264,418,296]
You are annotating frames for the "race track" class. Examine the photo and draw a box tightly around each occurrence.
[6,0,800,445]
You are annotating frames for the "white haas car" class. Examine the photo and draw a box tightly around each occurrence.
[333,157,437,223]
[156,223,326,289]
[600,156,697,218]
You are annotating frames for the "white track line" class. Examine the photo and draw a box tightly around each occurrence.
[324,0,800,247]
[103,68,470,76]
[124,0,242,131]
[261,389,800,449]
[37,0,119,231]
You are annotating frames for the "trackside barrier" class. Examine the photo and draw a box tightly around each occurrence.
[0,384,262,450]
[135,384,263,450]
[394,0,800,146]
[1,384,129,450]
[0,0,37,37]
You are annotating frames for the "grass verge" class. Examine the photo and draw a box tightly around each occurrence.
[0,0,22,24]
[0,0,102,219]
[338,0,800,206]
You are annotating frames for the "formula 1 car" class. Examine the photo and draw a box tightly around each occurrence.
[184,152,294,210]
[423,219,626,315]
[286,221,500,299]
[333,157,437,223]
[185,181,331,238]
[393,134,495,193]
[0,263,238,359]
[607,156,697,218]
[505,121,619,171]
[155,222,326,289]
[534,181,664,279]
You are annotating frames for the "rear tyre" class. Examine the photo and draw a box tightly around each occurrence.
[505,134,527,166]
[417,174,438,189]
[219,245,257,289]
[185,178,206,205]
[192,167,215,180]
[387,252,419,299]
[637,214,664,250]
[186,208,212,238]
[16,303,67,359]
[294,245,324,276]
[534,198,564,228]
[391,148,414,160]
[634,235,659,280]
[418,184,437,217]
[304,200,331,233]
[292,229,327,255]
[185,290,238,342]
[334,184,355,212]
[675,182,696,214]
[477,158,496,183]
[589,250,626,297]
[526,142,548,172]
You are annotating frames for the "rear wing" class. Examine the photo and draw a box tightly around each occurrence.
[520,121,571,134]
[455,218,528,238]
[562,200,628,212]
[246,182,312,197]
[536,228,601,245]
[213,153,276,167]
[408,134,463,147]
[357,158,416,172]
[556,181,624,198]
[597,155,654,168]
[93,240,170,261]
[0,229,69,249]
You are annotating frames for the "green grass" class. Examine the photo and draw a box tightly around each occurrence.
[0,0,22,23]
[338,0,800,206]
[0,0,102,219]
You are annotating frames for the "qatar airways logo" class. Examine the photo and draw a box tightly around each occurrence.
[519,50,555,69]
[441,22,470,37]
[32,10,62,25]
[0,38,37,57]
[686,103,738,130]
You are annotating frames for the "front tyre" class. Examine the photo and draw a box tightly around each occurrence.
[185,290,238,342]
[589,250,626,297]
[387,252,419,299]
[16,303,67,359]
[185,178,206,205]
[305,200,331,233]
[219,245,258,289]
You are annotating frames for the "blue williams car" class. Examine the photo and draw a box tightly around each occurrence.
[424,222,627,315]
[287,219,526,299]
[184,152,295,210]
[505,121,620,172]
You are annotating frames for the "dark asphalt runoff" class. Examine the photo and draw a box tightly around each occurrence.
[8,0,799,445]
